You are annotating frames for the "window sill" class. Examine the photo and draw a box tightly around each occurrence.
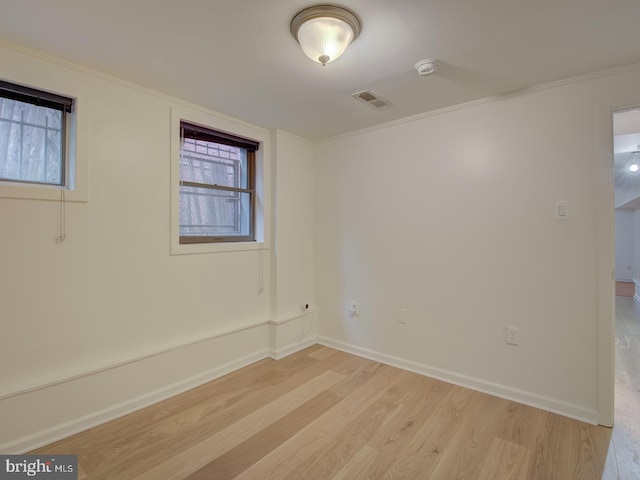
[170,240,267,256]
[0,181,87,202]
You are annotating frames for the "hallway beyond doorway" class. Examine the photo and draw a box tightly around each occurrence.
[605,296,640,478]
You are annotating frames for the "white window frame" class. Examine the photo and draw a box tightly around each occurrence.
[170,106,271,255]
[0,72,88,202]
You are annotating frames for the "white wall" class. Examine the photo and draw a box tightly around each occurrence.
[0,44,316,452]
[268,130,317,357]
[615,209,636,281]
[315,67,640,424]
[273,131,315,322]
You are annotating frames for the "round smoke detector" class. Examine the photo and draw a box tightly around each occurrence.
[415,58,437,76]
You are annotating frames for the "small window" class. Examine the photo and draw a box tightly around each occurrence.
[0,80,73,187]
[179,122,259,243]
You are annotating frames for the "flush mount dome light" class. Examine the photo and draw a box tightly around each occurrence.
[291,5,361,66]
[415,58,437,76]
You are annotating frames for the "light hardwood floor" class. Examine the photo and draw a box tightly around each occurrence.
[604,295,640,479]
[32,344,614,479]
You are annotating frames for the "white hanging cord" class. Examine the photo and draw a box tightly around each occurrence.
[56,185,66,243]
[258,245,264,294]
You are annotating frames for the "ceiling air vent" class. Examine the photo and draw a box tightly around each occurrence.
[352,90,392,109]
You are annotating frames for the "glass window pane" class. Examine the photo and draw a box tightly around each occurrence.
[0,98,63,185]
[180,138,247,189]
[179,185,251,237]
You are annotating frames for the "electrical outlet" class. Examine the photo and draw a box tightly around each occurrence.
[506,326,519,346]
[349,300,359,318]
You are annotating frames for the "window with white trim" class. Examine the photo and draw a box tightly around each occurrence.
[0,80,73,187]
[179,121,258,243]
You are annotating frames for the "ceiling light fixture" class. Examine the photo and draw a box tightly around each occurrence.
[415,58,437,76]
[290,5,361,66]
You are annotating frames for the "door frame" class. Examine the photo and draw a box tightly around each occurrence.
[597,102,640,426]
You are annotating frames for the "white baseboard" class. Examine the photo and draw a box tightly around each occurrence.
[0,315,318,454]
[269,336,319,360]
[2,349,268,454]
[4,321,596,453]
[318,336,598,425]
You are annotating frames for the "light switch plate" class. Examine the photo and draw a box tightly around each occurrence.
[555,201,568,220]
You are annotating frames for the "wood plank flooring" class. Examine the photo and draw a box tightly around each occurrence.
[32,344,614,479]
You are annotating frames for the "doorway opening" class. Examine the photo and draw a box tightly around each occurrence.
[608,108,640,477]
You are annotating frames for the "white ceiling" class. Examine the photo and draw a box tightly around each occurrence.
[613,110,640,164]
[1,0,640,140]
